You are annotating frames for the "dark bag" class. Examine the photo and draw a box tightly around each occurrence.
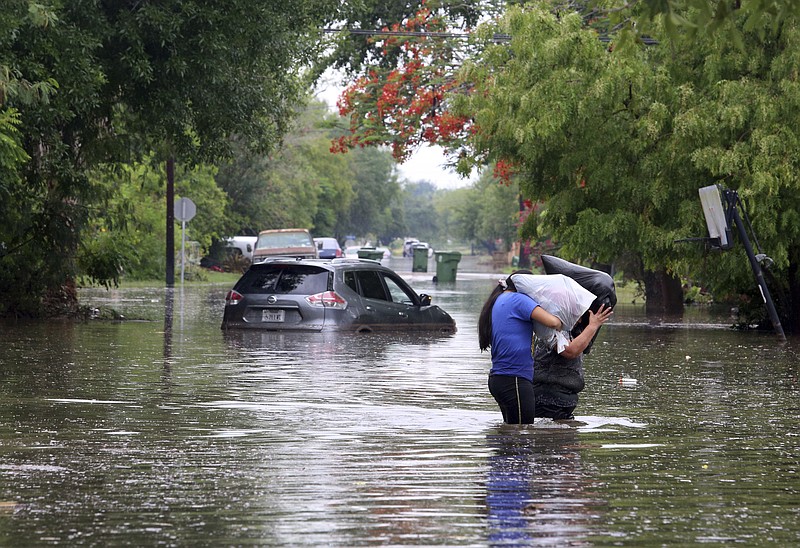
[541,255,616,354]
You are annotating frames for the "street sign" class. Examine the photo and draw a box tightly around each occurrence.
[174,197,196,222]
[174,197,196,286]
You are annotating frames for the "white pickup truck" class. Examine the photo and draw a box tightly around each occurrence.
[224,236,257,261]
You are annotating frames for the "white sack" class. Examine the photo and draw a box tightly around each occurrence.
[510,273,597,354]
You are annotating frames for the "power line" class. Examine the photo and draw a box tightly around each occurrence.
[322,28,473,39]
[322,27,656,45]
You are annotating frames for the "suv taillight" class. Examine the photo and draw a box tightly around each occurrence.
[306,291,347,309]
[225,290,244,306]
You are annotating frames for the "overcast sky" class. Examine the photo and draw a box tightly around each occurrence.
[396,145,477,189]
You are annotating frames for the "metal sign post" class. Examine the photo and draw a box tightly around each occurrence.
[721,188,785,341]
[686,185,786,341]
[174,197,196,285]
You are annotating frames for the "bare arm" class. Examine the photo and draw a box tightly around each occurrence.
[559,305,613,359]
[531,305,563,331]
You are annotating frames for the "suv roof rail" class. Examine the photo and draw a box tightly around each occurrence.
[330,258,381,264]
[255,256,316,263]
[253,257,383,266]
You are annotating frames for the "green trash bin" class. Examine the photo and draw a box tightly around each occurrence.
[434,251,462,283]
[357,247,384,261]
[412,246,428,272]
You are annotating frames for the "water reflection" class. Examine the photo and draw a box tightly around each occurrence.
[163,286,174,366]
[1,276,799,545]
[486,424,601,546]
[222,328,456,359]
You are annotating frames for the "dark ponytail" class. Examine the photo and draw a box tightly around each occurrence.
[478,284,504,351]
[477,269,534,352]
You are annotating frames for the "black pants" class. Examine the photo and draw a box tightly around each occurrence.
[488,375,536,424]
[534,401,576,420]
[533,385,578,420]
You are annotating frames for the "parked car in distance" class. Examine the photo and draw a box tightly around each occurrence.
[224,236,257,261]
[253,228,317,262]
[314,237,343,259]
[403,238,420,257]
[221,258,457,334]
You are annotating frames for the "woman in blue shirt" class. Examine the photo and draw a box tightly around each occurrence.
[478,270,612,424]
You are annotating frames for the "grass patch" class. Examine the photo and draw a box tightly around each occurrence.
[187,270,241,285]
[80,269,241,289]
[614,282,641,305]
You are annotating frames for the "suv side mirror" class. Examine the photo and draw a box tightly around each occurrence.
[419,294,432,306]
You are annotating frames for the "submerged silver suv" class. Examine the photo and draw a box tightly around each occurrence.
[221,258,456,333]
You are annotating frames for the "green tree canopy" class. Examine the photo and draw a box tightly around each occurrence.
[214,100,402,245]
[456,3,800,328]
[331,1,800,330]
[346,147,404,244]
[316,0,489,80]
[1,0,339,316]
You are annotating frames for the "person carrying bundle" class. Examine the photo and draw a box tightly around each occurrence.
[530,256,618,420]
[478,269,613,424]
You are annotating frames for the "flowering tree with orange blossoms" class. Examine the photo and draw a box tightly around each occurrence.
[332,7,474,164]
[332,6,542,266]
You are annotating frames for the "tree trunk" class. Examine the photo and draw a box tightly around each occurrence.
[643,268,684,316]
[43,279,80,318]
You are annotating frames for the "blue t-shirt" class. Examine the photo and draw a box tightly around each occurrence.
[489,292,539,381]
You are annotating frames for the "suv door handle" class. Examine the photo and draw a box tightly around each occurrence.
[398,312,407,318]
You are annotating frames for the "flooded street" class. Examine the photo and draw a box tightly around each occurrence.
[2,255,799,546]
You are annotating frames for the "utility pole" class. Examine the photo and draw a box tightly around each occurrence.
[166,157,175,287]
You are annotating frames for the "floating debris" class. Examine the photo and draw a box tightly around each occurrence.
[618,376,638,387]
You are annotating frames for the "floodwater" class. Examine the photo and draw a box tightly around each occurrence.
[1,255,799,546]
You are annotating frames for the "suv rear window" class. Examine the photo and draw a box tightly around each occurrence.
[256,230,314,249]
[237,265,329,295]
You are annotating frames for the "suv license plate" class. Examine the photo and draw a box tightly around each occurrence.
[262,309,285,322]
